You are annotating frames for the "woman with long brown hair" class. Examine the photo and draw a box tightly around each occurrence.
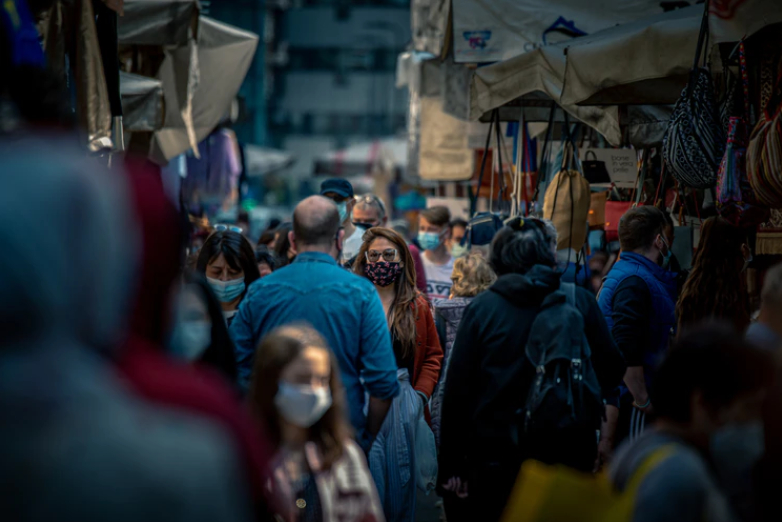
[249,324,383,522]
[677,216,752,332]
[353,227,443,522]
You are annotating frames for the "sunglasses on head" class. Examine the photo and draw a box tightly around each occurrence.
[214,224,243,234]
[365,248,398,264]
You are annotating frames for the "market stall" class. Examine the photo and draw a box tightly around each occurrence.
[120,71,164,132]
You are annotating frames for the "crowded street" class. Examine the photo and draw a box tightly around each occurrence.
[2,0,782,521]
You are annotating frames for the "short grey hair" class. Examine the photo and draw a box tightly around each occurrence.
[762,263,782,309]
[354,194,387,220]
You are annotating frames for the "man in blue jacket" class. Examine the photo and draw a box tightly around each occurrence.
[230,195,399,451]
[598,206,677,445]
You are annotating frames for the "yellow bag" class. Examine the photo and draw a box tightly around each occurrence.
[543,168,591,252]
[500,446,674,522]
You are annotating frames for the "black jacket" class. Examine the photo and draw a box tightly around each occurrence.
[438,265,626,479]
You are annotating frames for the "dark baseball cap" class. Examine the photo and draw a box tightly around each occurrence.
[320,178,354,199]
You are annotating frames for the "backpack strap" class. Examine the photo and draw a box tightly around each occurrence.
[560,282,577,308]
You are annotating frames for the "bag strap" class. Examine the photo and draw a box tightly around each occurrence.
[533,104,557,204]
[738,40,750,121]
[654,155,667,208]
[585,150,597,161]
[471,109,497,217]
[561,281,577,308]
[624,445,676,499]
[692,1,710,71]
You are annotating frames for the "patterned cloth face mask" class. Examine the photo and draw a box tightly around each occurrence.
[364,261,403,287]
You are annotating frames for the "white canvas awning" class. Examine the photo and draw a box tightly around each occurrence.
[561,1,782,106]
[469,40,623,145]
[451,0,670,63]
[151,17,258,164]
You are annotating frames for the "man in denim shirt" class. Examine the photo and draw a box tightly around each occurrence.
[231,196,399,449]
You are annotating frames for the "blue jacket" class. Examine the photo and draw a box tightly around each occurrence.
[598,252,676,386]
[230,252,400,443]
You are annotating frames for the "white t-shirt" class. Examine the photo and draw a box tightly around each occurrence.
[342,226,366,263]
[423,254,454,303]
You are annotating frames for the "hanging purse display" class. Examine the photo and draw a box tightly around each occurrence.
[662,3,726,189]
[582,150,612,185]
[747,49,782,208]
[716,41,769,228]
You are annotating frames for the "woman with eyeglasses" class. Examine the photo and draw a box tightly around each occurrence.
[197,229,261,324]
[353,227,443,522]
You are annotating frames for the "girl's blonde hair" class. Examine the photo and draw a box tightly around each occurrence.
[451,252,496,297]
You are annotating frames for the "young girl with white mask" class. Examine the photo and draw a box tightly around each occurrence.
[249,324,384,522]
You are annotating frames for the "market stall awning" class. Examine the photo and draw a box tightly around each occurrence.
[118,0,200,46]
[469,40,623,145]
[244,145,295,177]
[560,6,702,107]
[314,138,407,177]
[151,16,259,164]
[561,2,782,107]
[120,72,164,132]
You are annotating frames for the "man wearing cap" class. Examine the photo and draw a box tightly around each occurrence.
[320,178,366,264]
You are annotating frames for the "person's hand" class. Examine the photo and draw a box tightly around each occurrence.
[593,436,614,473]
[442,477,468,499]
[632,397,653,415]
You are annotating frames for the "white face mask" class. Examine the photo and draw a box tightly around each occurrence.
[170,320,212,361]
[274,382,332,428]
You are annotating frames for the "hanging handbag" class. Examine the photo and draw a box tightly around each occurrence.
[716,41,769,227]
[468,110,504,246]
[663,3,726,189]
[543,122,591,252]
[582,150,612,185]
[747,50,782,207]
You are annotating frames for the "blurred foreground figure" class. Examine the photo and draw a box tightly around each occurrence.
[116,158,271,513]
[0,140,252,521]
[609,324,772,522]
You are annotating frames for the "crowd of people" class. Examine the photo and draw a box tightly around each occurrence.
[3,137,782,522]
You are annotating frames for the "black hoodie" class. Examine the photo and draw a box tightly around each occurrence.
[438,264,626,479]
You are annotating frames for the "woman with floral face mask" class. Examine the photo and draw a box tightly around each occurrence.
[197,229,261,325]
[249,324,383,522]
[354,227,444,522]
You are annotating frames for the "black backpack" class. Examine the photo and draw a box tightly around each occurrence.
[522,282,603,435]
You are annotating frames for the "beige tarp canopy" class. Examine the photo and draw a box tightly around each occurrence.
[118,0,199,46]
[120,72,164,132]
[469,40,623,145]
[561,1,782,107]
[151,16,258,164]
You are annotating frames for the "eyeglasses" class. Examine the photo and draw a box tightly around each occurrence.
[365,248,398,263]
[214,224,243,234]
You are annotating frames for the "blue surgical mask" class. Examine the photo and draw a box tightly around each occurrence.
[418,231,443,251]
[451,242,469,258]
[336,202,348,223]
[169,320,212,360]
[659,236,673,269]
[207,276,246,303]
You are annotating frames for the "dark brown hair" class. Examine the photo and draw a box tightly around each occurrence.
[618,206,667,253]
[677,217,750,332]
[248,324,352,470]
[196,230,261,287]
[419,206,451,228]
[353,227,419,360]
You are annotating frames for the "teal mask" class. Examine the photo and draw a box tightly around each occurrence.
[451,242,469,258]
[207,277,246,303]
[418,231,442,251]
[336,202,348,223]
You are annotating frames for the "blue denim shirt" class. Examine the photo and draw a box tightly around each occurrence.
[230,251,399,441]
